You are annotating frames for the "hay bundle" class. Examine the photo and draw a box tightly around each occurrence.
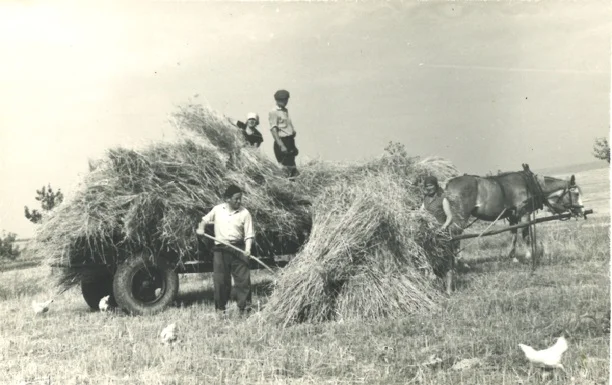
[260,164,456,326]
[33,105,311,287]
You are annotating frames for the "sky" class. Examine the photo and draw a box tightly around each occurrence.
[0,0,610,237]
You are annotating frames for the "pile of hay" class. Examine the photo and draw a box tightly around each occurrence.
[260,155,457,326]
[33,101,458,322]
[33,104,311,287]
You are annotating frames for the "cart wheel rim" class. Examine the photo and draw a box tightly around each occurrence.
[131,266,166,304]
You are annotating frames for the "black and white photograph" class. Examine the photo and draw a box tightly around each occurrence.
[0,1,610,384]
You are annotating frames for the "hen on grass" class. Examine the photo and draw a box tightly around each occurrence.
[518,336,568,370]
[99,295,110,312]
[32,299,53,315]
[160,323,178,344]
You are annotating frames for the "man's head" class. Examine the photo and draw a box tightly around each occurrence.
[246,112,259,128]
[223,184,243,210]
[274,89,290,108]
[423,175,439,197]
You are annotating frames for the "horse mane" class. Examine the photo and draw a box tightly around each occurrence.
[482,171,522,179]
[459,172,518,178]
[543,175,581,192]
[542,175,565,183]
[467,172,575,191]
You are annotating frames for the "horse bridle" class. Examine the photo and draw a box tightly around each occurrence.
[547,182,582,216]
[522,164,583,218]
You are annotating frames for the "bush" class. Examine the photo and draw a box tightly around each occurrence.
[0,231,21,260]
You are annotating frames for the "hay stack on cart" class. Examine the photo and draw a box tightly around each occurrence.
[32,104,457,318]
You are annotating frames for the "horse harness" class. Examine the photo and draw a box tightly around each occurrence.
[521,165,548,213]
[521,164,579,215]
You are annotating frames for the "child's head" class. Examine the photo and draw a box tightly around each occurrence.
[274,89,290,107]
[246,112,259,128]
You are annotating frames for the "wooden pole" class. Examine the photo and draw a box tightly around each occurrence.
[451,210,593,242]
[530,210,537,272]
[200,233,277,275]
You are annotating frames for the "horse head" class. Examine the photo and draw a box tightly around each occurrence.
[544,174,584,217]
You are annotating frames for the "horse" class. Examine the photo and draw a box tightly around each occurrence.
[443,167,584,259]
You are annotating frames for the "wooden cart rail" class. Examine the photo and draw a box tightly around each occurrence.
[451,209,594,242]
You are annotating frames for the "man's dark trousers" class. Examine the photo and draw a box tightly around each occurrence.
[213,244,251,311]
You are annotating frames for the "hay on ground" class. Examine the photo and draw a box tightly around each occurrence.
[260,165,457,326]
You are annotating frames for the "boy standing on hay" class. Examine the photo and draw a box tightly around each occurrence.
[196,184,254,316]
[269,89,299,179]
[421,175,458,295]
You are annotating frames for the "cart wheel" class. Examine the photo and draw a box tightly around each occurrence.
[113,253,179,315]
[81,273,116,311]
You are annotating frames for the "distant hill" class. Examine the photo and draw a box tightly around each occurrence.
[534,160,609,176]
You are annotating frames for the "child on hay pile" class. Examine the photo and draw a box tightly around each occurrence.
[228,112,264,148]
[196,184,254,317]
[421,175,460,295]
[269,89,299,180]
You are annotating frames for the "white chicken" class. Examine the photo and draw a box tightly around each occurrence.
[160,323,178,344]
[32,299,53,315]
[99,295,110,312]
[518,336,568,370]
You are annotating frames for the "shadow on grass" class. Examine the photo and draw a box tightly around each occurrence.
[175,279,275,307]
[453,251,541,292]
[455,253,508,276]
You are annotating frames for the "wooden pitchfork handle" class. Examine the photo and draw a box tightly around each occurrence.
[200,232,276,275]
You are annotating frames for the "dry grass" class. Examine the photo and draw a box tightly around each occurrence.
[261,173,446,326]
[0,218,608,384]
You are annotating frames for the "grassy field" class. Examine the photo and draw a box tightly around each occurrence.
[0,166,608,385]
[0,219,608,385]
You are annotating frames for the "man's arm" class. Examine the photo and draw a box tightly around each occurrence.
[227,117,246,129]
[196,207,216,234]
[441,197,453,230]
[269,111,287,152]
[243,212,255,257]
[271,128,287,152]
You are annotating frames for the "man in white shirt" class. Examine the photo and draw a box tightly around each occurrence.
[196,184,255,315]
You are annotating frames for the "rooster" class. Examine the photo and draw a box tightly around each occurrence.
[518,336,568,370]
